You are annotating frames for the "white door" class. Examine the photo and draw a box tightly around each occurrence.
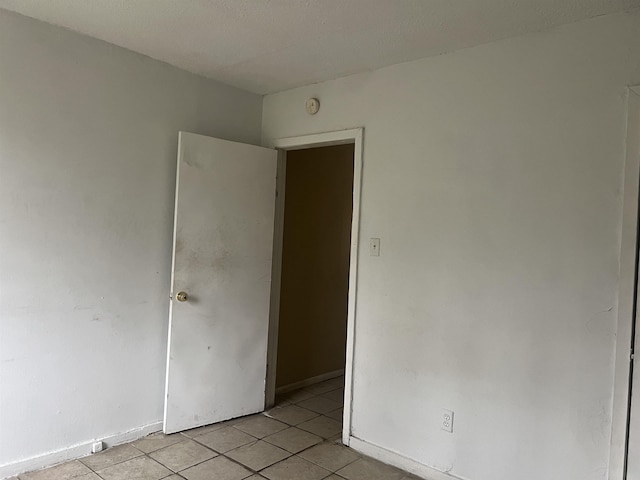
[163,132,277,434]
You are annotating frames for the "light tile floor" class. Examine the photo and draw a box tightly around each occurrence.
[14,376,419,480]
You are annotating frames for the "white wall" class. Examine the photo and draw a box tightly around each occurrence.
[0,9,262,475]
[263,10,640,480]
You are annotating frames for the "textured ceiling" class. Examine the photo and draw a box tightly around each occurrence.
[1,0,639,94]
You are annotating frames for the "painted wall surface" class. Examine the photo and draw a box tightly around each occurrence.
[0,9,262,471]
[262,11,640,480]
[276,145,354,388]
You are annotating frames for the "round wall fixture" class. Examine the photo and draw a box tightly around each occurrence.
[305,98,320,115]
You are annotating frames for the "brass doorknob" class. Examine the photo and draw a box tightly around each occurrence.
[176,291,188,302]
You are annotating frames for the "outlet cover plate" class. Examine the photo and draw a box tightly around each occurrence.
[442,409,454,433]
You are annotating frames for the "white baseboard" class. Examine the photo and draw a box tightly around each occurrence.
[0,421,162,479]
[275,369,344,395]
[348,436,464,480]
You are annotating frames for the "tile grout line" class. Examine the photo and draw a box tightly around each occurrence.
[172,410,346,477]
[80,443,147,476]
[184,417,341,477]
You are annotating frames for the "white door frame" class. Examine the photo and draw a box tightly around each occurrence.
[610,86,640,480]
[264,128,364,446]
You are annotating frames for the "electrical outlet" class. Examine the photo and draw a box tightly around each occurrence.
[91,441,103,453]
[442,409,454,433]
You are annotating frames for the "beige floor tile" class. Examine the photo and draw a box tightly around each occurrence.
[226,441,291,471]
[162,476,185,480]
[97,456,172,480]
[297,396,342,414]
[19,472,99,480]
[20,472,99,480]
[149,439,216,472]
[19,460,92,480]
[324,376,345,388]
[223,416,253,427]
[336,457,406,480]
[304,382,341,395]
[325,408,344,421]
[260,456,331,480]
[263,427,323,453]
[321,388,345,403]
[132,432,184,453]
[273,395,292,407]
[181,422,226,438]
[298,442,360,472]
[297,416,342,439]
[264,405,318,426]
[234,415,288,439]
[180,456,252,480]
[280,389,316,403]
[80,444,143,471]
[195,426,256,453]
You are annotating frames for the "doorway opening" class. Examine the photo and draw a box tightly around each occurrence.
[271,143,354,436]
[266,129,363,445]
